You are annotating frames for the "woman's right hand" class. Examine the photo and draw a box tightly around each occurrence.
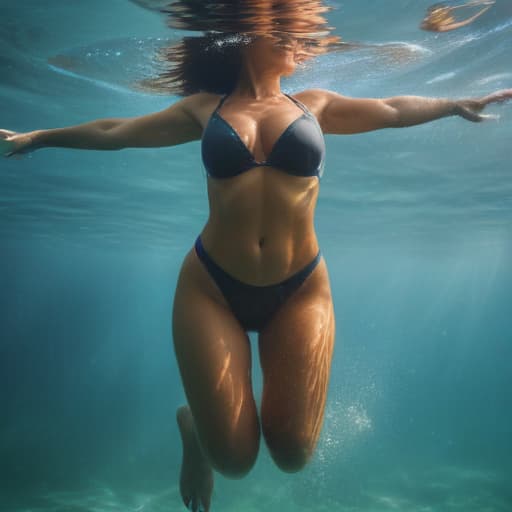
[0,129,41,158]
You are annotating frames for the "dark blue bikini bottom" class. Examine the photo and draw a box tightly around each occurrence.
[194,236,321,332]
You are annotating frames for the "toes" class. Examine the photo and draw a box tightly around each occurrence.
[183,492,211,511]
[200,495,211,512]
[184,496,200,512]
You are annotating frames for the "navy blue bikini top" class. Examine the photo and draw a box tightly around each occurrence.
[201,94,325,179]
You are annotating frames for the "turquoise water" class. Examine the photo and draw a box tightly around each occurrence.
[1,1,511,511]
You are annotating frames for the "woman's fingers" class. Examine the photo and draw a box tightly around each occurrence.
[0,129,17,140]
[0,132,37,157]
[458,106,485,122]
[0,130,20,157]
[457,89,511,122]
[0,137,17,156]
[458,105,500,122]
[476,113,501,121]
[482,88,512,105]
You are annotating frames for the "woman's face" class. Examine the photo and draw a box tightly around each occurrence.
[244,35,301,76]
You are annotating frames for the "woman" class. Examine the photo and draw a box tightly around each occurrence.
[1,2,511,511]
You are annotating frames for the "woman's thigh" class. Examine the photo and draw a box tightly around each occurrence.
[172,249,260,477]
[258,258,335,472]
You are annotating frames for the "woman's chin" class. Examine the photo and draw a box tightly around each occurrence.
[282,63,297,77]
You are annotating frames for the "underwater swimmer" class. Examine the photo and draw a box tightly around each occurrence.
[2,4,512,512]
[421,0,495,32]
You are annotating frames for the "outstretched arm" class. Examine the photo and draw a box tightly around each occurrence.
[309,89,512,135]
[1,94,207,158]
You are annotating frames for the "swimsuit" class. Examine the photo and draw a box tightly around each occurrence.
[202,93,325,179]
[195,237,321,332]
[197,93,326,332]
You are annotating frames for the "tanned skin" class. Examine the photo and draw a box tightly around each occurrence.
[2,35,511,512]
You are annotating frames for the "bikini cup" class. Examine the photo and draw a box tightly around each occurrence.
[201,93,325,179]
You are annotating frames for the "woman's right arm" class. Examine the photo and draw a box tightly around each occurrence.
[1,94,205,157]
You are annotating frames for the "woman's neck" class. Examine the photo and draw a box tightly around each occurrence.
[232,63,283,100]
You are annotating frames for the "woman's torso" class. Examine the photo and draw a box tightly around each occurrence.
[192,91,324,285]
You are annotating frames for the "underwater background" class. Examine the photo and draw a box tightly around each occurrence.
[1,1,511,511]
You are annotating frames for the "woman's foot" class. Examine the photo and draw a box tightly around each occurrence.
[177,406,214,512]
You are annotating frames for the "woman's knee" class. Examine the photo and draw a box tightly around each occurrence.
[206,433,260,478]
[262,425,316,473]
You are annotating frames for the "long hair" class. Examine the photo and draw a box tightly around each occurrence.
[137,0,341,96]
[138,32,249,95]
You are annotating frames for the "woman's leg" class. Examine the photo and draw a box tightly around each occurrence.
[172,249,261,510]
[258,258,335,472]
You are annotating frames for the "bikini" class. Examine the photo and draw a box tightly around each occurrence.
[197,93,326,332]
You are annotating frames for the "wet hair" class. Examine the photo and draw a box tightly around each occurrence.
[138,32,251,95]
[137,0,341,96]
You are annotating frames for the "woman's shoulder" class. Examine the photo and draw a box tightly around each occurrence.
[291,89,337,118]
[178,92,223,110]
[174,92,224,126]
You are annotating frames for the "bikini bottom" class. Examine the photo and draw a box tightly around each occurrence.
[194,236,321,332]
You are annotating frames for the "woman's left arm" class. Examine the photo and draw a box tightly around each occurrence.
[310,89,512,134]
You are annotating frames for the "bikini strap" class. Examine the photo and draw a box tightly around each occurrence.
[216,93,311,117]
[215,94,229,112]
[284,93,312,115]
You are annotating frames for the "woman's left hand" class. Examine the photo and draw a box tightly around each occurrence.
[456,88,512,122]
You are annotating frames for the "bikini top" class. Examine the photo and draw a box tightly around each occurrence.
[201,93,325,179]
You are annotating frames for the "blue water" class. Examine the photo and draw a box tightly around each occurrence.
[1,1,511,511]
